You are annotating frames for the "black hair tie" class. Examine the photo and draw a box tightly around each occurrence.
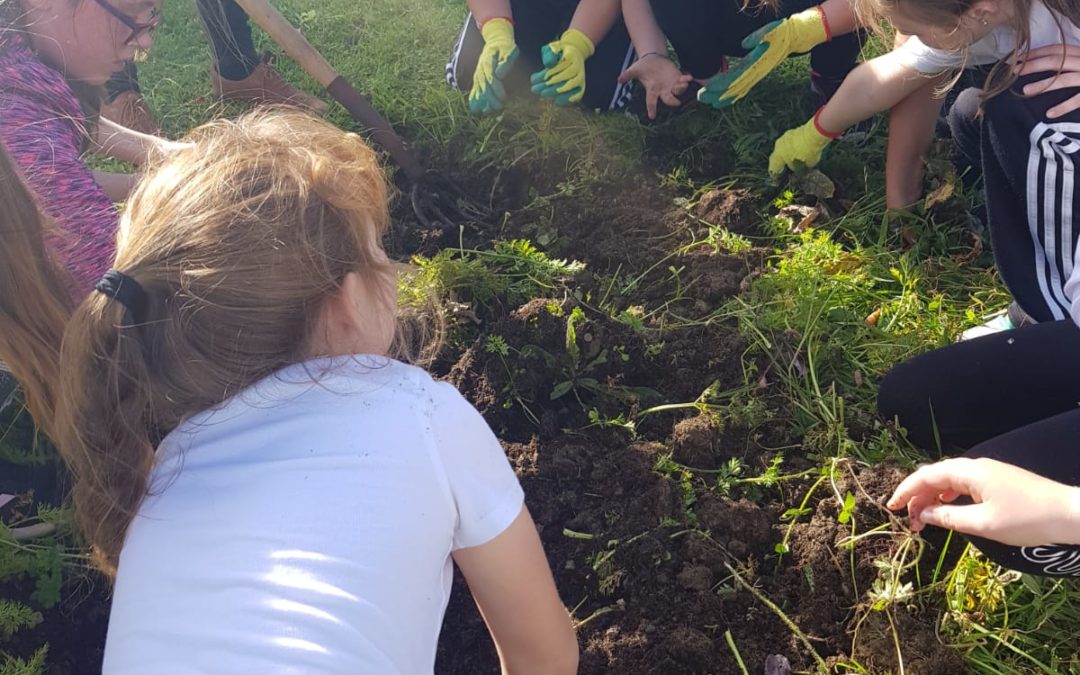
[94,269,148,323]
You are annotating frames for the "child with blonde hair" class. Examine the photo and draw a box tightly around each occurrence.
[0,111,578,674]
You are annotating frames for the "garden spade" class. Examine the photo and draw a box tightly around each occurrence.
[232,0,483,230]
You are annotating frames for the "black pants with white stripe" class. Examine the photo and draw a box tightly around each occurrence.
[446,0,636,112]
[878,320,1080,576]
[948,75,1080,323]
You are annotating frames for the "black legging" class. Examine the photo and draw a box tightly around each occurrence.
[878,320,1080,576]
[107,0,259,100]
[650,0,862,86]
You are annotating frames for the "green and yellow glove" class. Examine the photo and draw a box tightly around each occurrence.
[698,6,831,109]
[768,108,842,176]
[530,29,596,106]
[469,17,519,114]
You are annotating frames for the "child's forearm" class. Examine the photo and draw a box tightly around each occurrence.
[816,50,930,133]
[94,171,138,202]
[467,0,513,23]
[886,78,946,208]
[92,118,167,167]
[621,0,667,55]
[820,0,858,36]
[569,0,622,44]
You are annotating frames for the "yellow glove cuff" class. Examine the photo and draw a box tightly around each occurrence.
[480,16,515,45]
[787,7,830,52]
[559,28,596,59]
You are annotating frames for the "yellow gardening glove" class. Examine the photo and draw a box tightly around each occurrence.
[768,111,840,176]
[530,29,596,105]
[469,17,519,114]
[699,7,830,108]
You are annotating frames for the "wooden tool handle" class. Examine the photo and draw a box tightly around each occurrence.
[231,0,338,86]
[231,0,425,181]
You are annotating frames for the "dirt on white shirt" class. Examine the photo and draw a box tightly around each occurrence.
[102,356,524,674]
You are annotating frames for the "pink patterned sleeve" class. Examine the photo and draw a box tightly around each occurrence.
[0,93,119,299]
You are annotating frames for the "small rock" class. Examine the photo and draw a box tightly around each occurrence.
[764,654,792,675]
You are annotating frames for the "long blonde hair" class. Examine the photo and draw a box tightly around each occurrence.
[0,110,398,574]
[854,0,1080,101]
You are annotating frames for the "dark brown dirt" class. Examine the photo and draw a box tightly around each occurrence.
[430,169,964,674]
[696,188,757,235]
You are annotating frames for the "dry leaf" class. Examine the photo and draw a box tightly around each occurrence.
[798,169,836,200]
[924,179,956,209]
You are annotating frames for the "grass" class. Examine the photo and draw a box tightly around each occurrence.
[4,0,1079,673]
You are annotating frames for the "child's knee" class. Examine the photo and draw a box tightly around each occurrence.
[877,357,946,452]
[947,87,982,136]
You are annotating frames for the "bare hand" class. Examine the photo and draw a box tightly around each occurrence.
[1017,44,1080,119]
[618,54,693,120]
[887,457,1080,547]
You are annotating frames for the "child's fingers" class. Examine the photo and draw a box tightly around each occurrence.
[1023,72,1080,95]
[540,44,561,68]
[767,147,788,176]
[1048,92,1080,119]
[903,493,937,532]
[887,459,978,511]
[490,78,506,105]
[741,19,781,50]
[918,503,993,538]
[1018,53,1080,77]
[647,91,659,120]
[1017,43,1080,65]
[722,44,771,102]
[494,47,519,79]
[660,90,683,110]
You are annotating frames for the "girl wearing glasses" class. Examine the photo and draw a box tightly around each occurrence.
[0,0,169,298]
[101,0,328,134]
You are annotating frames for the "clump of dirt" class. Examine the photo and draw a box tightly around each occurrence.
[668,413,771,470]
[445,296,660,440]
[671,414,720,467]
[696,188,757,235]
[436,434,807,675]
[509,179,695,278]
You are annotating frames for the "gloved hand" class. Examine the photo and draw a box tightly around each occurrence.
[469,17,519,114]
[530,29,596,106]
[698,6,830,109]
[768,109,841,176]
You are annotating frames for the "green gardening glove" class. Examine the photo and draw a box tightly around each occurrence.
[768,110,841,176]
[469,17,519,114]
[530,29,596,106]
[699,6,830,109]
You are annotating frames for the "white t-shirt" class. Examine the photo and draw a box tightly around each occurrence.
[102,357,524,675]
[898,1,1080,74]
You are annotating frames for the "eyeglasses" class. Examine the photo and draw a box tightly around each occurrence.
[91,0,162,46]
